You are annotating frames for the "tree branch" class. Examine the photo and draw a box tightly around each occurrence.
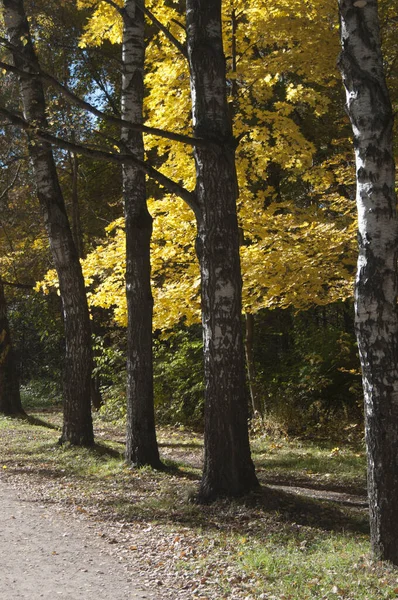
[1,279,34,290]
[135,0,188,59]
[0,107,202,219]
[0,164,21,201]
[85,58,121,116]
[0,50,209,148]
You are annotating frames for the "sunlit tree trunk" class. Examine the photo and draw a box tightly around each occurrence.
[2,0,93,445]
[122,0,161,468]
[186,0,259,500]
[338,0,398,564]
[0,280,23,415]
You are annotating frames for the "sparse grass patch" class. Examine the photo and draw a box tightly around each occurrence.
[252,434,367,492]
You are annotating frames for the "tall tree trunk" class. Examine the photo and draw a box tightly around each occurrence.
[0,280,24,415]
[67,147,103,412]
[245,312,263,416]
[338,0,398,564]
[2,0,93,445]
[186,0,259,500]
[69,149,84,259]
[231,17,260,418]
[122,0,161,468]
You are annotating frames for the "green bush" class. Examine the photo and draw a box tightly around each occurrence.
[251,304,363,435]
[93,335,127,424]
[153,326,204,428]
[93,325,205,428]
[20,379,62,410]
[9,292,64,384]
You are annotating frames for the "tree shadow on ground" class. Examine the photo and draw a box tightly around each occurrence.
[161,461,201,482]
[6,466,68,480]
[243,485,369,535]
[15,412,61,431]
[100,479,369,539]
[260,473,367,498]
[91,443,124,460]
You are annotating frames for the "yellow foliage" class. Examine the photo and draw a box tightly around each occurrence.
[80,200,200,329]
[63,0,361,331]
[77,0,123,47]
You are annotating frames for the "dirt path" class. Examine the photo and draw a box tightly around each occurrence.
[0,479,158,600]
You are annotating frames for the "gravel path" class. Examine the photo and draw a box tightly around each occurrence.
[0,479,158,600]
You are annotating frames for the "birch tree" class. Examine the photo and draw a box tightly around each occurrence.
[338,0,398,564]
[77,0,259,497]
[120,0,161,468]
[1,0,260,496]
[1,0,94,445]
[186,0,259,500]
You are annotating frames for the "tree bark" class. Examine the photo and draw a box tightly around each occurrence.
[338,0,398,564]
[0,280,24,415]
[69,149,84,259]
[122,0,161,468]
[2,0,93,445]
[67,147,103,411]
[186,0,259,500]
[245,312,263,416]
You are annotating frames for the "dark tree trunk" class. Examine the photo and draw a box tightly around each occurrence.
[0,280,24,415]
[69,149,84,259]
[245,313,263,416]
[186,0,259,500]
[90,375,103,411]
[68,148,103,411]
[2,0,93,445]
[338,0,398,564]
[122,0,161,468]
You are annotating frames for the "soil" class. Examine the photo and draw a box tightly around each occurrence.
[0,478,159,600]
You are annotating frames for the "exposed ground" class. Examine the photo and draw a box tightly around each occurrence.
[1,410,398,599]
[0,479,155,599]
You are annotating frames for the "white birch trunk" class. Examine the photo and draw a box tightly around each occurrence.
[338,0,398,563]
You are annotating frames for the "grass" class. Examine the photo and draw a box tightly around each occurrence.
[252,434,367,492]
[1,408,397,599]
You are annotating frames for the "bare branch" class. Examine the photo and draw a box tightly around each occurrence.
[0,154,28,167]
[171,18,186,32]
[0,164,21,201]
[0,107,201,219]
[0,51,209,148]
[1,279,34,290]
